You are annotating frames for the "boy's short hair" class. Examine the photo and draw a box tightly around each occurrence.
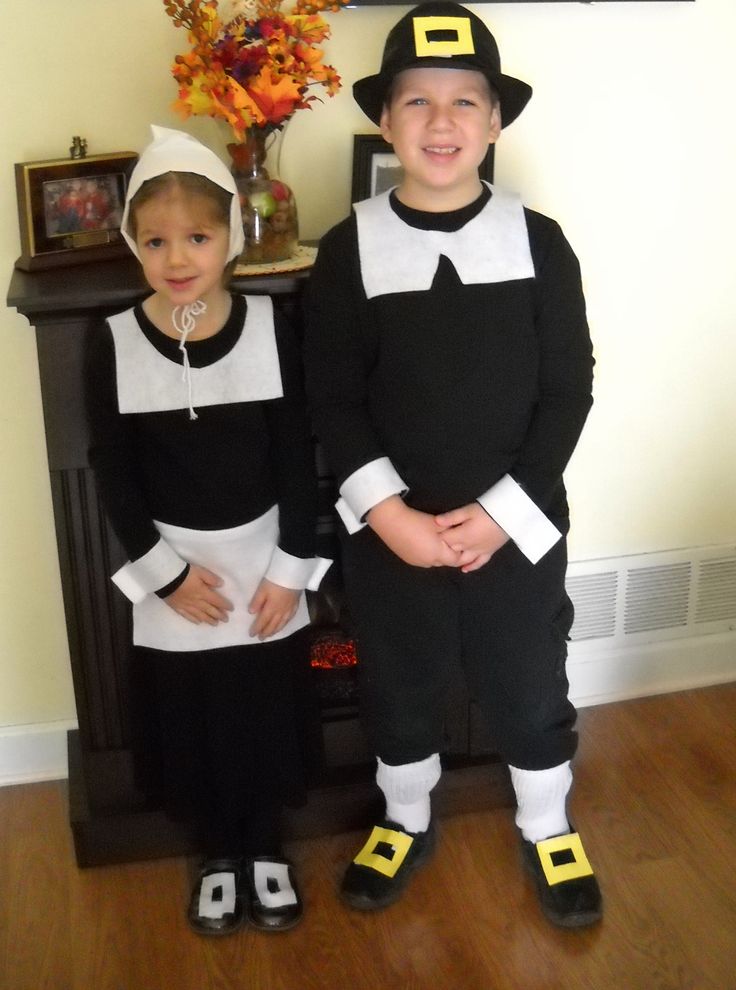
[353,1,531,128]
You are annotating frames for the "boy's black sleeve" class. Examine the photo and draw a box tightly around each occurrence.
[508,213,594,514]
[302,219,388,488]
[263,311,319,559]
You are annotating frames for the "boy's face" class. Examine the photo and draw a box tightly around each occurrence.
[380,67,501,212]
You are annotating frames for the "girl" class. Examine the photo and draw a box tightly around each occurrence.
[86,126,329,935]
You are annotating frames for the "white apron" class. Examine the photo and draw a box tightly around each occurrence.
[132,506,310,652]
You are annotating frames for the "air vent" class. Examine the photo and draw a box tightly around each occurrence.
[623,563,691,635]
[567,571,618,642]
[695,557,736,624]
[566,545,736,647]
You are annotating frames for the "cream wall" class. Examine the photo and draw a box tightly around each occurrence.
[1,0,734,733]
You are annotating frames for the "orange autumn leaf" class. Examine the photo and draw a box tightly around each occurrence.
[245,65,303,122]
[164,0,348,140]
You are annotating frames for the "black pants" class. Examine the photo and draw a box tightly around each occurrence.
[342,529,577,771]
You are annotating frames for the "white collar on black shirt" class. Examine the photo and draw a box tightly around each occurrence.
[354,183,534,300]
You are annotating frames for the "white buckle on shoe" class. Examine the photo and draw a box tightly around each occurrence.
[252,860,298,909]
[198,871,237,920]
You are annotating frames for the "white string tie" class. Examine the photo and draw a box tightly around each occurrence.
[171,300,207,420]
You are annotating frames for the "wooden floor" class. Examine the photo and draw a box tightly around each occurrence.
[2,683,735,990]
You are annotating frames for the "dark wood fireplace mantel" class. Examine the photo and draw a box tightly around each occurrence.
[7,256,511,867]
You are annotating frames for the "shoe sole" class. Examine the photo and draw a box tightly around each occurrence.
[536,895,603,929]
[547,911,602,929]
[246,911,303,932]
[188,917,245,936]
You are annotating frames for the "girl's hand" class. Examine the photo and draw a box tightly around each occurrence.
[164,565,233,624]
[248,578,300,641]
[434,503,510,573]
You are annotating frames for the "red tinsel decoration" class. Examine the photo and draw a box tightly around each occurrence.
[310,634,358,669]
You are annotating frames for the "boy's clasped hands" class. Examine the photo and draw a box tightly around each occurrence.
[165,566,299,638]
[367,494,509,573]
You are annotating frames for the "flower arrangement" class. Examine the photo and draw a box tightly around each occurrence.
[163,0,348,142]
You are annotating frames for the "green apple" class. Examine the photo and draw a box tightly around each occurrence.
[249,191,277,218]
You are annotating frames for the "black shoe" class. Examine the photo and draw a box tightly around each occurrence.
[521,830,603,928]
[341,820,436,911]
[187,858,245,936]
[245,856,303,931]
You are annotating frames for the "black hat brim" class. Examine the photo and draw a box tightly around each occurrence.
[353,62,532,129]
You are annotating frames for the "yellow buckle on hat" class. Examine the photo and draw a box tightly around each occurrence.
[413,16,475,58]
[535,833,594,887]
[353,826,414,878]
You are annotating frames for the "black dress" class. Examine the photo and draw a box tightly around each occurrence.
[85,293,321,838]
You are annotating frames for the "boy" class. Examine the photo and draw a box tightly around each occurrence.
[304,2,601,928]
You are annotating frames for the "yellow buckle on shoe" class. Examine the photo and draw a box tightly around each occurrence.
[353,826,414,878]
[536,833,594,887]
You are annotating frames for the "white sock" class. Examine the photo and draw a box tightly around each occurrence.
[509,761,572,843]
[376,754,441,834]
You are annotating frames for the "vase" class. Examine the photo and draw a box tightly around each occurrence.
[228,129,299,265]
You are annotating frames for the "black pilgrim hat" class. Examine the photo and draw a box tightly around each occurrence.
[353,2,532,128]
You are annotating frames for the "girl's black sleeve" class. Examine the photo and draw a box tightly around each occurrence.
[84,319,168,563]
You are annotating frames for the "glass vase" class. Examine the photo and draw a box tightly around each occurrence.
[228,128,299,265]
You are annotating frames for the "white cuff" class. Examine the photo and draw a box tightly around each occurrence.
[335,497,367,535]
[337,457,407,535]
[477,474,561,564]
[111,537,187,604]
[265,547,333,591]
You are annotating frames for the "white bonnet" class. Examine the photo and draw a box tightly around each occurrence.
[121,125,244,262]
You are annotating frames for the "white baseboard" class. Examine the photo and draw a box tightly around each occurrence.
[1,633,734,787]
[0,720,77,787]
[568,630,736,708]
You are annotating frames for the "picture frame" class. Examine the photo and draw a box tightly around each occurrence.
[351,134,494,204]
[14,151,138,271]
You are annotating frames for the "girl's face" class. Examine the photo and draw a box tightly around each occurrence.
[380,67,500,212]
[134,188,231,310]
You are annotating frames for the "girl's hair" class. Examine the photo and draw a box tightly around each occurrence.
[127,171,238,281]
[126,171,232,240]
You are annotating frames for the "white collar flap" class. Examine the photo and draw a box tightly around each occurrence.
[354,184,534,300]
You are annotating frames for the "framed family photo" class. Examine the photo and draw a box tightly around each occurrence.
[351,133,495,203]
[14,151,138,271]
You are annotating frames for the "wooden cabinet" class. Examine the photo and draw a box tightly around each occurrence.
[7,257,511,867]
